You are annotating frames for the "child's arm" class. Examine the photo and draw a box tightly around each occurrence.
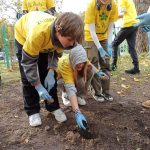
[64,83,87,130]
[88,24,109,62]
[89,63,109,80]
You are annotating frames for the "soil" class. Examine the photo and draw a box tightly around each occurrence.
[0,73,150,150]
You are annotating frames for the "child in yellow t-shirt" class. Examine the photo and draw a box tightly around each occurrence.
[22,0,56,15]
[111,0,140,74]
[57,44,109,130]
[84,0,118,101]
[15,11,84,127]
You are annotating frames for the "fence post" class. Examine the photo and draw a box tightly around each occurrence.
[148,32,150,56]
[1,24,10,69]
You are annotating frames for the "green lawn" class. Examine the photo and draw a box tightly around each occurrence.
[0,53,150,86]
[0,60,20,85]
[111,53,150,76]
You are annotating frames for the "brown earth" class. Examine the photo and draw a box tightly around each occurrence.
[0,72,150,150]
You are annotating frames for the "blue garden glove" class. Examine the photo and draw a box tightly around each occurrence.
[134,13,150,27]
[107,44,113,57]
[44,70,55,92]
[98,47,109,61]
[141,25,150,32]
[96,71,107,77]
[96,71,109,80]
[75,111,87,130]
[35,84,53,101]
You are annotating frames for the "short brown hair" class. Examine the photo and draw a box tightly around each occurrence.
[55,12,84,44]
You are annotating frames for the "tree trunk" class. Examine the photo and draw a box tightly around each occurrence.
[134,0,150,53]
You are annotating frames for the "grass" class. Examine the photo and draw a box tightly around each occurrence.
[0,53,150,86]
[0,60,20,85]
[111,52,150,77]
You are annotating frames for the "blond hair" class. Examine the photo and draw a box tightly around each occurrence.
[74,62,88,87]
[55,12,84,44]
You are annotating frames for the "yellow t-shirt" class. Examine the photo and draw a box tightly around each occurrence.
[22,0,55,12]
[15,11,63,56]
[57,54,75,84]
[119,0,139,27]
[84,0,118,41]
[57,54,91,84]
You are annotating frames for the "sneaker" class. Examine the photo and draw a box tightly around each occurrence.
[62,92,86,106]
[62,92,71,107]
[102,93,113,101]
[77,97,86,105]
[125,68,140,74]
[93,95,105,102]
[29,113,42,127]
[111,64,117,71]
[51,108,67,123]
[142,100,150,108]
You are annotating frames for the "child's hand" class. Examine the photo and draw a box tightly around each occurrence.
[35,84,54,102]
[96,71,109,80]
[98,47,109,62]
[44,70,55,92]
[75,111,87,130]
[134,13,150,27]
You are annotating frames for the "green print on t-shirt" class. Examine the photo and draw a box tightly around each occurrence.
[99,12,108,21]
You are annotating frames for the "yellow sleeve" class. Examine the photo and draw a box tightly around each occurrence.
[57,55,75,84]
[62,70,74,84]
[22,0,28,11]
[109,1,119,22]
[57,69,74,84]
[84,0,96,24]
[46,0,55,9]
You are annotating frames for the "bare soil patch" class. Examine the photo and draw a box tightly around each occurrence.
[0,72,150,150]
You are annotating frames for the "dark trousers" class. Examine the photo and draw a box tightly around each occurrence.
[112,26,139,69]
[15,40,60,116]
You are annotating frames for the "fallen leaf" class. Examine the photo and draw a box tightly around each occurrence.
[145,126,148,130]
[24,138,29,143]
[120,93,125,97]
[143,64,148,67]
[45,125,50,131]
[112,82,117,84]
[117,136,120,142]
[136,148,141,150]
[121,77,126,81]
[117,91,125,97]
[121,84,130,89]
[144,80,149,82]
[134,78,140,82]
[65,131,75,143]
[8,69,13,72]
[141,61,148,66]
[117,91,121,94]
